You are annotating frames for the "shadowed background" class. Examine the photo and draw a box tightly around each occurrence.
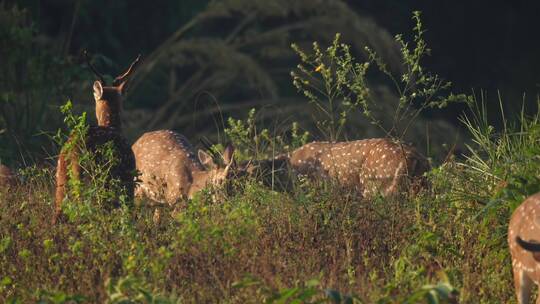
[1,0,539,165]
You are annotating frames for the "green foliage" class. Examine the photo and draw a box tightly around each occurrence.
[0,143,520,303]
[55,101,131,215]
[173,191,259,256]
[35,290,87,304]
[106,276,181,304]
[402,280,458,304]
[291,12,469,141]
[233,276,363,303]
[225,108,309,160]
[459,96,540,213]
[291,33,370,141]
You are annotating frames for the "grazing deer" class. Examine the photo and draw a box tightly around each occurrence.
[53,53,140,223]
[132,130,235,207]
[508,192,540,303]
[289,138,430,197]
[0,164,15,189]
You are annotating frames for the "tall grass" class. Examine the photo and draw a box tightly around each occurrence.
[4,94,540,302]
[3,100,540,302]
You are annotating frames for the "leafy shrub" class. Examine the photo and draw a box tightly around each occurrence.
[291,11,469,142]
[224,108,310,161]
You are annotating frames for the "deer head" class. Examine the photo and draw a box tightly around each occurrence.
[85,52,141,129]
[508,193,540,304]
[190,143,236,198]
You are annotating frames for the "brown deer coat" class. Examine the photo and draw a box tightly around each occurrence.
[289,138,430,197]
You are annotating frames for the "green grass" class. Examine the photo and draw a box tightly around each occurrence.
[2,98,540,302]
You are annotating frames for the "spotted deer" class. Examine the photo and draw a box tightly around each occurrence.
[508,192,540,303]
[53,53,140,223]
[289,138,430,197]
[132,130,235,209]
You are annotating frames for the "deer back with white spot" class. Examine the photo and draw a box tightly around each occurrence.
[132,130,235,205]
[289,138,429,197]
[508,192,540,303]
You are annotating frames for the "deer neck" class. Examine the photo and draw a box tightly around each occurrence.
[188,169,213,198]
[95,100,122,130]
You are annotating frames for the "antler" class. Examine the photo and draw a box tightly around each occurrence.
[84,50,106,84]
[113,54,141,86]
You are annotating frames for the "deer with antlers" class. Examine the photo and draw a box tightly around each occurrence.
[53,53,140,224]
[508,192,540,303]
[132,130,235,213]
[288,138,430,197]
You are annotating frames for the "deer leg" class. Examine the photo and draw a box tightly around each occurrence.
[53,144,82,224]
[152,208,161,225]
[385,161,404,197]
[134,183,143,198]
[70,149,80,180]
[514,266,533,304]
[70,148,81,200]
[53,151,68,224]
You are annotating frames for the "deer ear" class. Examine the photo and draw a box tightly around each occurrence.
[93,81,103,101]
[222,143,235,165]
[198,150,216,168]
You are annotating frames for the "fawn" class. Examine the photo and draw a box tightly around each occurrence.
[508,192,540,303]
[53,53,140,223]
[132,130,236,207]
[289,138,430,197]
